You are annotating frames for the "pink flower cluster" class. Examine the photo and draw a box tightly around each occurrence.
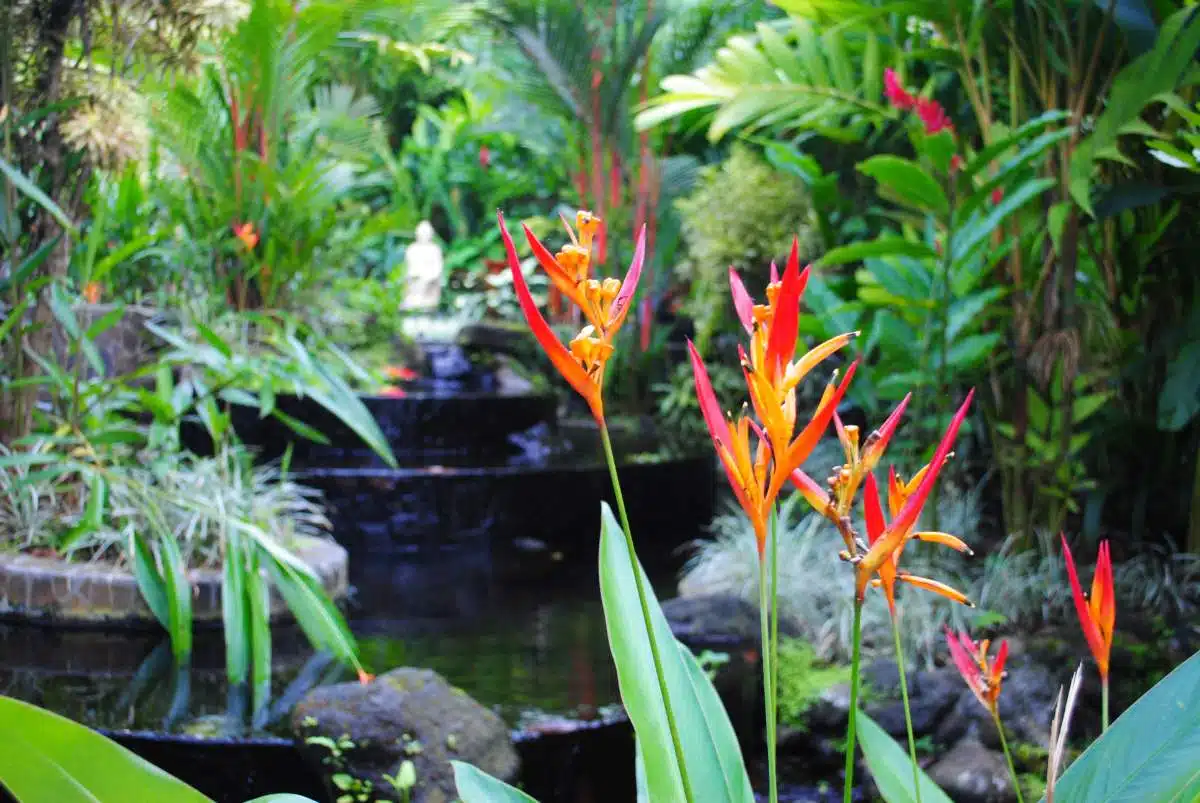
[884,68,953,135]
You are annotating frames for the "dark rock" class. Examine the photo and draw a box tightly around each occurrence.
[863,664,961,739]
[803,683,852,732]
[662,594,803,646]
[927,738,1015,803]
[292,667,518,803]
[862,658,902,698]
[935,663,1056,750]
[998,663,1056,748]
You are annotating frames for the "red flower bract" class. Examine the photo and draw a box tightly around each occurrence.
[1062,535,1115,680]
[884,68,916,110]
[917,98,953,134]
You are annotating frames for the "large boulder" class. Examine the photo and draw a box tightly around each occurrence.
[863,661,961,739]
[662,593,803,645]
[935,663,1057,750]
[927,738,1016,803]
[292,668,519,803]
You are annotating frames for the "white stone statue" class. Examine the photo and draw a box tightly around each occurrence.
[402,221,445,310]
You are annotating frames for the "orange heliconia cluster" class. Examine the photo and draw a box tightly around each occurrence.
[946,627,1009,718]
[1062,536,1115,681]
[689,243,857,556]
[499,210,643,423]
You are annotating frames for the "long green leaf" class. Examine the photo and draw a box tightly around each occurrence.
[1049,648,1200,802]
[0,296,34,345]
[961,110,1071,182]
[223,530,250,685]
[451,761,539,803]
[598,503,753,803]
[0,696,211,803]
[858,711,954,803]
[951,178,1055,261]
[0,157,78,235]
[818,237,940,267]
[247,547,272,714]
[59,473,107,552]
[157,530,194,666]
[129,532,170,629]
[1069,7,1200,213]
[858,155,949,215]
[0,237,58,293]
[265,555,358,668]
[305,363,397,466]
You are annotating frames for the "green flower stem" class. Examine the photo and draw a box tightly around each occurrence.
[598,422,694,803]
[994,712,1026,803]
[770,510,781,803]
[758,511,779,803]
[889,612,922,803]
[844,598,864,803]
[1101,676,1109,732]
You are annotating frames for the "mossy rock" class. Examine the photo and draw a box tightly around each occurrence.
[292,667,519,803]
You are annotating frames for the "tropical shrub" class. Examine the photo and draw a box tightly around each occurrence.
[675,145,821,353]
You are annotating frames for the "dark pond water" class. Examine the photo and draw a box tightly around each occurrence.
[0,559,634,738]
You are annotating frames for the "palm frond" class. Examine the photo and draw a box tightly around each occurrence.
[638,17,894,142]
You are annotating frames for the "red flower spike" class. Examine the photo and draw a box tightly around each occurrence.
[863,393,912,471]
[855,390,974,600]
[608,224,646,332]
[888,389,973,539]
[763,239,803,384]
[884,68,916,110]
[729,267,755,336]
[499,212,602,421]
[1062,534,1116,680]
[917,97,953,134]
[688,340,737,482]
[775,361,859,486]
[522,223,587,310]
[864,472,886,547]
[790,468,832,515]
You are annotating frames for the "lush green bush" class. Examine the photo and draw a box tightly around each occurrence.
[674,145,821,352]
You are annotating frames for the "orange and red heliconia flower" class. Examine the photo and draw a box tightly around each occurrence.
[83,281,102,304]
[854,390,974,603]
[945,627,1008,717]
[498,210,644,422]
[791,393,912,532]
[862,468,974,614]
[1062,535,1115,681]
[690,240,858,557]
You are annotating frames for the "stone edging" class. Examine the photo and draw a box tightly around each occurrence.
[0,535,348,628]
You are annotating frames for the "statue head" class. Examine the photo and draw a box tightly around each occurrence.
[415,220,436,244]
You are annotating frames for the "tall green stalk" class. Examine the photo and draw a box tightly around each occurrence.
[890,613,922,803]
[994,713,1026,803]
[1101,677,1109,732]
[844,599,864,803]
[769,510,780,803]
[758,510,780,803]
[598,422,694,803]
